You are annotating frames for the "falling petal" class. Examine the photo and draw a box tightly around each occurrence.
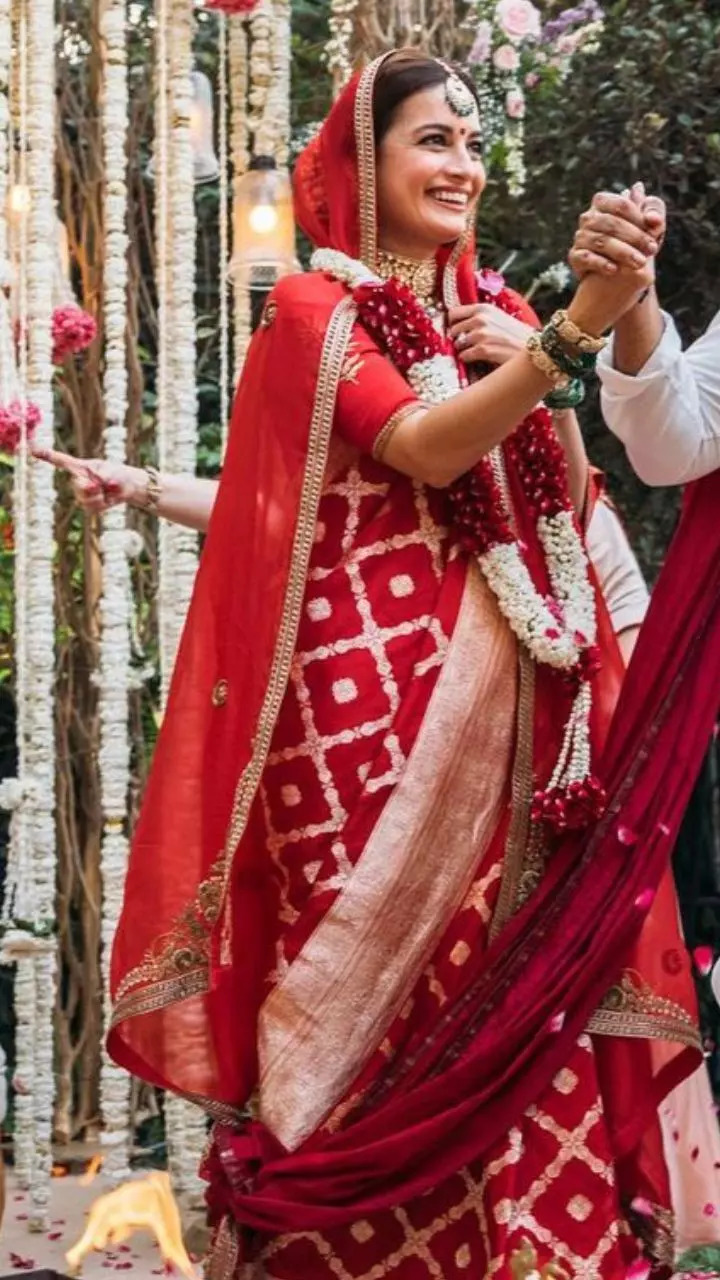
[703,1203,717,1217]
[658,822,671,836]
[693,946,714,976]
[626,1260,651,1280]
[630,1196,654,1217]
[618,825,638,847]
[691,1146,700,1161]
[634,888,655,911]
[548,1011,566,1033]
[47,1232,64,1241]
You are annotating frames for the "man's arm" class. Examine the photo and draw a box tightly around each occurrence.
[598,308,720,486]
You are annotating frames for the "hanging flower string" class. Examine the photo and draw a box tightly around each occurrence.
[313,248,605,834]
[51,302,96,365]
[0,399,40,454]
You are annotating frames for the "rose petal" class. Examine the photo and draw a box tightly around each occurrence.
[548,1011,566,1033]
[658,822,671,836]
[626,1261,651,1280]
[634,888,655,911]
[691,1146,700,1161]
[630,1196,654,1217]
[703,1202,717,1217]
[618,825,638,847]
[693,945,714,977]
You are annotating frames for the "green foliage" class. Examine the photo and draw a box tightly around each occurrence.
[475,0,720,575]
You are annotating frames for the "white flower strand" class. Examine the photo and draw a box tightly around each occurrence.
[2,0,35,1192]
[229,13,251,384]
[326,0,358,97]
[25,0,57,1230]
[158,0,207,1198]
[98,0,132,1185]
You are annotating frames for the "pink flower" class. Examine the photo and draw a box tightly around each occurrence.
[0,399,41,454]
[203,0,261,10]
[493,42,521,71]
[525,71,540,87]
[694,945,714,977]
[52,304,97,365]
[468,20,493,65]
[495,0,542,42]
[505,89,526,119]
[475,267,506,297]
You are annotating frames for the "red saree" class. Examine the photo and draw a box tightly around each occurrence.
[109,53,712,1279]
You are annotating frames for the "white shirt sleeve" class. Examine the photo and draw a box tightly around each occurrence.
[585,498,649,635]
[597,310,720,485]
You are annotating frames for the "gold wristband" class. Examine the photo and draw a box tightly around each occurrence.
[143,465,162,513]
[526,333,571,388]
[550,309,607,355]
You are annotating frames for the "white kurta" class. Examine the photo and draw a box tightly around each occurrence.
[598,310,720,484]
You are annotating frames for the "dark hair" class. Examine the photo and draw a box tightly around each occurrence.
[372,51,481,145]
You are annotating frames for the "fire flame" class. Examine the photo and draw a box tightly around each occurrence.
[65,1171,198,1278]
[79,1153,103,1186]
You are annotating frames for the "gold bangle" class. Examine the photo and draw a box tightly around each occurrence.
[526,333,571,388]
[143,465,162,513]
[550,309,607,354]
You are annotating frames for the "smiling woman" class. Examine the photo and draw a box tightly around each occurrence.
[105,48,696,1280]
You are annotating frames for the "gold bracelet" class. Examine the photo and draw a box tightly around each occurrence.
[143,465,162,513]
[550,309,607,355]
[526,333,571,388]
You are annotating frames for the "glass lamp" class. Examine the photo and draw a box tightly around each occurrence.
[189,70,220,184]
[229,156,296,290]
[146,70,220,185]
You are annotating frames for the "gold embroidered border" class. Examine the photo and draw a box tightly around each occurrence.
[111,296,359,1030]
[372,400,428,462]
[489,646,536,940]
[588,970,702,1050]
[354,55,390,269]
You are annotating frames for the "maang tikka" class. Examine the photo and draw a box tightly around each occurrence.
[436,60,477,118]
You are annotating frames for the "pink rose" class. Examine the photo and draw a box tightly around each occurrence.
[495,0,541,42]
[493,43,520,72]
[468,20,493,65]
[505,89,526,119]
[525,71,540,87]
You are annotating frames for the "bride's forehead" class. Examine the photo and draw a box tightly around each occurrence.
[389,84,480,134]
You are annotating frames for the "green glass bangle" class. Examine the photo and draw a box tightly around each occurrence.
[540,324,598,381]
[544,378,586,410]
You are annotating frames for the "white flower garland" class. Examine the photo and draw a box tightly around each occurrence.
[23,0,56,1231]
[157,0,207,1198]
[229,14,252,386]
[326,0,358,98]
[98,0,132,1186]
[313,248,600,812]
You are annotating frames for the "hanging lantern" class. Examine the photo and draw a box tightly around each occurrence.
[147,70,220,185]
[229,155,295,289]
[189,71,220,183]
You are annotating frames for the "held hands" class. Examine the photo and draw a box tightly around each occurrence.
[32,447,148,513]
[448,304,533,366]
[566,182,666,333]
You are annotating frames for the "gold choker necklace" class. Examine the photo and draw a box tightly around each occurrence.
[376,249,438,308]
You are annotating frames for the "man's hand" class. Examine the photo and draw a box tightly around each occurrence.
[569,183,665,280]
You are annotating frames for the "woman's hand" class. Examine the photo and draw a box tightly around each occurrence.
[33,447,149,513]
[448,304,534,366]
[569,183,666,280]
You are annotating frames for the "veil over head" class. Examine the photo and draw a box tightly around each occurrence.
[293,51,481,305]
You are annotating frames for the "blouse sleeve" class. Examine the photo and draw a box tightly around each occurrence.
[333,320,425,459]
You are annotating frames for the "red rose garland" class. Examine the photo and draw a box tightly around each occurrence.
[353,273,605,834]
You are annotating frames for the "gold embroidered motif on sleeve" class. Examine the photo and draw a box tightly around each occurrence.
[340,339,365,385]
[587,969,702,1049]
